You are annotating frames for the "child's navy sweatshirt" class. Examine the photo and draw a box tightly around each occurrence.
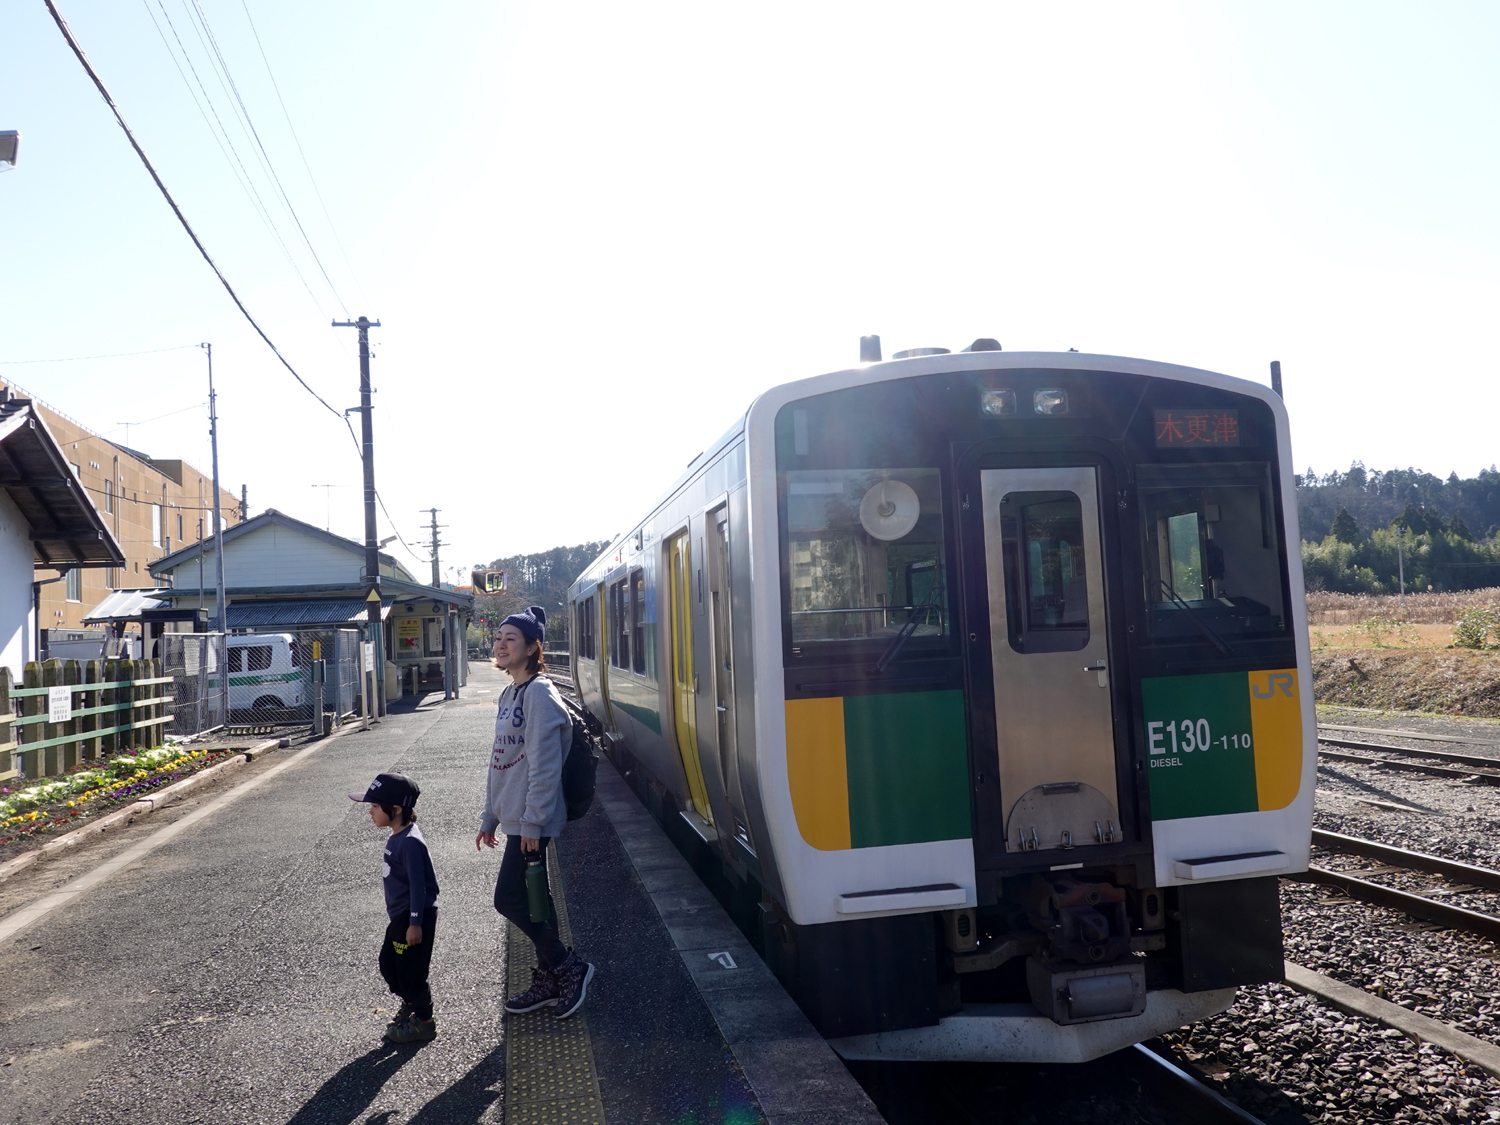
[383,823,439,923]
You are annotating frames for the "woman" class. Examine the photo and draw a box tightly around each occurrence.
[475,605,594,1018]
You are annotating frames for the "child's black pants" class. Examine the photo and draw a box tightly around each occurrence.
[378,905,437,1020]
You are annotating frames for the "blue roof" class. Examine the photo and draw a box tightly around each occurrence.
[227,598,388,629]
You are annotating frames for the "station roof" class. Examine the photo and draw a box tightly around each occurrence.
[225,598,392,629]
[0,394,126,568]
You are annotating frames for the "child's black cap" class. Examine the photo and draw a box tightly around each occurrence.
[349,771,420,808]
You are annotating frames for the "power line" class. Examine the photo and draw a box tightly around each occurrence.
[140,0,328,319]
[0,343,200,365]
[236,0,371,312]
[43,0,347,425]
[184,0,347,313]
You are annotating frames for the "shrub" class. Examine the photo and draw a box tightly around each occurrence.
[1452,607,1500,649]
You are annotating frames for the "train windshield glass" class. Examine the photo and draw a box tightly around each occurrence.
[1139,462,1287,640]
[785,468,948,646]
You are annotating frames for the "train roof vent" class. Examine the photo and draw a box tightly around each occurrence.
[961,338,1002,352]
[892,347,951,359]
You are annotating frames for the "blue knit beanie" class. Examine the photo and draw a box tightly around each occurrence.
[500,605,546,644]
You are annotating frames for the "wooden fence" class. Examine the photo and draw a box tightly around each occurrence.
[0,659,173,783]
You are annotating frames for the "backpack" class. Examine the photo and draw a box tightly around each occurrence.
[512,676,598,822]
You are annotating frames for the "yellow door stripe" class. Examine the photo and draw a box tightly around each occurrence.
[1249,668,1302,812]
[785,697,852,851]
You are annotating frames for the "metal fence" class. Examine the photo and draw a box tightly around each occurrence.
[224,628,361,729]
[162,632,227,739]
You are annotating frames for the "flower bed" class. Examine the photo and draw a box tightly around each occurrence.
[0,744,235,848]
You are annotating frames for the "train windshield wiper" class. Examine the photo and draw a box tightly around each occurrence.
[873,581,945,674]
[1158,580,1233,656]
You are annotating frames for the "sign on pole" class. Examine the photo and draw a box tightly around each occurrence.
[48,685,72,724]
[362,642,375,673]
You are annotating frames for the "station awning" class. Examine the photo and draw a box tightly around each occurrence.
[225,598,391,629]
[81,588,172,624]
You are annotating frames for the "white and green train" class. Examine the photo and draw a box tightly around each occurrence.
[567,343,1312,1062]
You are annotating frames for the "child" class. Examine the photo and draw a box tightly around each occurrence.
[350,771,440,1043]
[475,605,594,1018]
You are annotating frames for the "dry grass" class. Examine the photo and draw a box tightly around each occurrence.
[1309,622,1452,649]
[1305,587,1500,625]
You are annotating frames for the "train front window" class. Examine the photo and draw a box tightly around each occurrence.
[785,468,948,646]
[1139,463,1287,640]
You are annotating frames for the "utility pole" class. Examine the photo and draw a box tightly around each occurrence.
[423,508,447,588]
[202,342,229,724]
[333,316,385,717]
[240,484,248,522]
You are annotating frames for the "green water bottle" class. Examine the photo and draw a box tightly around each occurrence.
[525,854,548,923]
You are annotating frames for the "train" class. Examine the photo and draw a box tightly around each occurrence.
[565,340,1313,1063]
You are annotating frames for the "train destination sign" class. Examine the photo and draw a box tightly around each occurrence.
[1154,408,1240,447]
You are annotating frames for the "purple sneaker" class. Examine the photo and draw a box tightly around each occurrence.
[505,966,560,1014]
[553,950,595,1019]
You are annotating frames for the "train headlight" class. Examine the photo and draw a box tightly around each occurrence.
[980,389,1016,416]
[1033,388,1069,415]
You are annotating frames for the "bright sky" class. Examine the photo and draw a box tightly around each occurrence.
[3,2,1498,574]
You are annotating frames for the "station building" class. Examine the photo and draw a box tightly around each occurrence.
[146,508,473,692]
[0,379,242,654]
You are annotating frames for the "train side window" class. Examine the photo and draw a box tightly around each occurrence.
[1139,462,1286,640]
[630,569,646,674]
[581,595,596,661]
[609,578,630,669]
[1000,491,1090,654]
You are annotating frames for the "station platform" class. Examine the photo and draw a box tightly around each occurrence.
[0,659,884,1125]
[514,727,884,1125]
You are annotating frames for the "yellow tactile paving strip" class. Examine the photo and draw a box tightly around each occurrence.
[503,847,606,1125]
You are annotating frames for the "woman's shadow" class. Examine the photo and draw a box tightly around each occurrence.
[284,1041,506,1125]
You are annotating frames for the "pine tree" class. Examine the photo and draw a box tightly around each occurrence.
[1328,508,1361,544]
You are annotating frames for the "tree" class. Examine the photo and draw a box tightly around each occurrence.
[1392,503,1430,535]
[1446,513,1474,541]
[1328,508,1361,544]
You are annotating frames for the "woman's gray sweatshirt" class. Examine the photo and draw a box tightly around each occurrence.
[479,674,570,839]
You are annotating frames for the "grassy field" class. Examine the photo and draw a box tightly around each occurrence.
[1305,588,1500,714]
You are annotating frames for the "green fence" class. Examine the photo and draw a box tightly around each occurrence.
[0,658,173,783]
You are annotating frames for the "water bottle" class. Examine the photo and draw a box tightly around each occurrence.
[525,853,549,923]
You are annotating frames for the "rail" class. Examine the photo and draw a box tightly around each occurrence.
[0,658,172,783]
[1289,833,1500,942]
[1130,1044,1268,1124]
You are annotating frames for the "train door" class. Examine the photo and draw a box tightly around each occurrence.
[668,531,715,822]
[706,505,750,845]
[979,466,1122,853]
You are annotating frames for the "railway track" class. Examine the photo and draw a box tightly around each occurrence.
[1292,829,1500,942]
[1316,724,1500,784]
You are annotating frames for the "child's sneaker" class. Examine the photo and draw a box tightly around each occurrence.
[505,966,560,1014]
[553,950,594,1019]
[385,1014,436,1044]
[386,1001,413,1032]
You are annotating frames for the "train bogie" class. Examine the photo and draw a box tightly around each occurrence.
[569,348,1312,1063]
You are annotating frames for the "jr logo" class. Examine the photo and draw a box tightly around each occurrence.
[1251,672,1295,700]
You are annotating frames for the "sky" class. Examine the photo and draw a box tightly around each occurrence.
[2,2,1498,576]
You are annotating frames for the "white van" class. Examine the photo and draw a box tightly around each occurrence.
[225,633,304,714]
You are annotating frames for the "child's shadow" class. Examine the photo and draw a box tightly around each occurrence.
[285,1043,420,1125]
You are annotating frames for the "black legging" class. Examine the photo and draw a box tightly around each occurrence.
[494,833,567,969]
